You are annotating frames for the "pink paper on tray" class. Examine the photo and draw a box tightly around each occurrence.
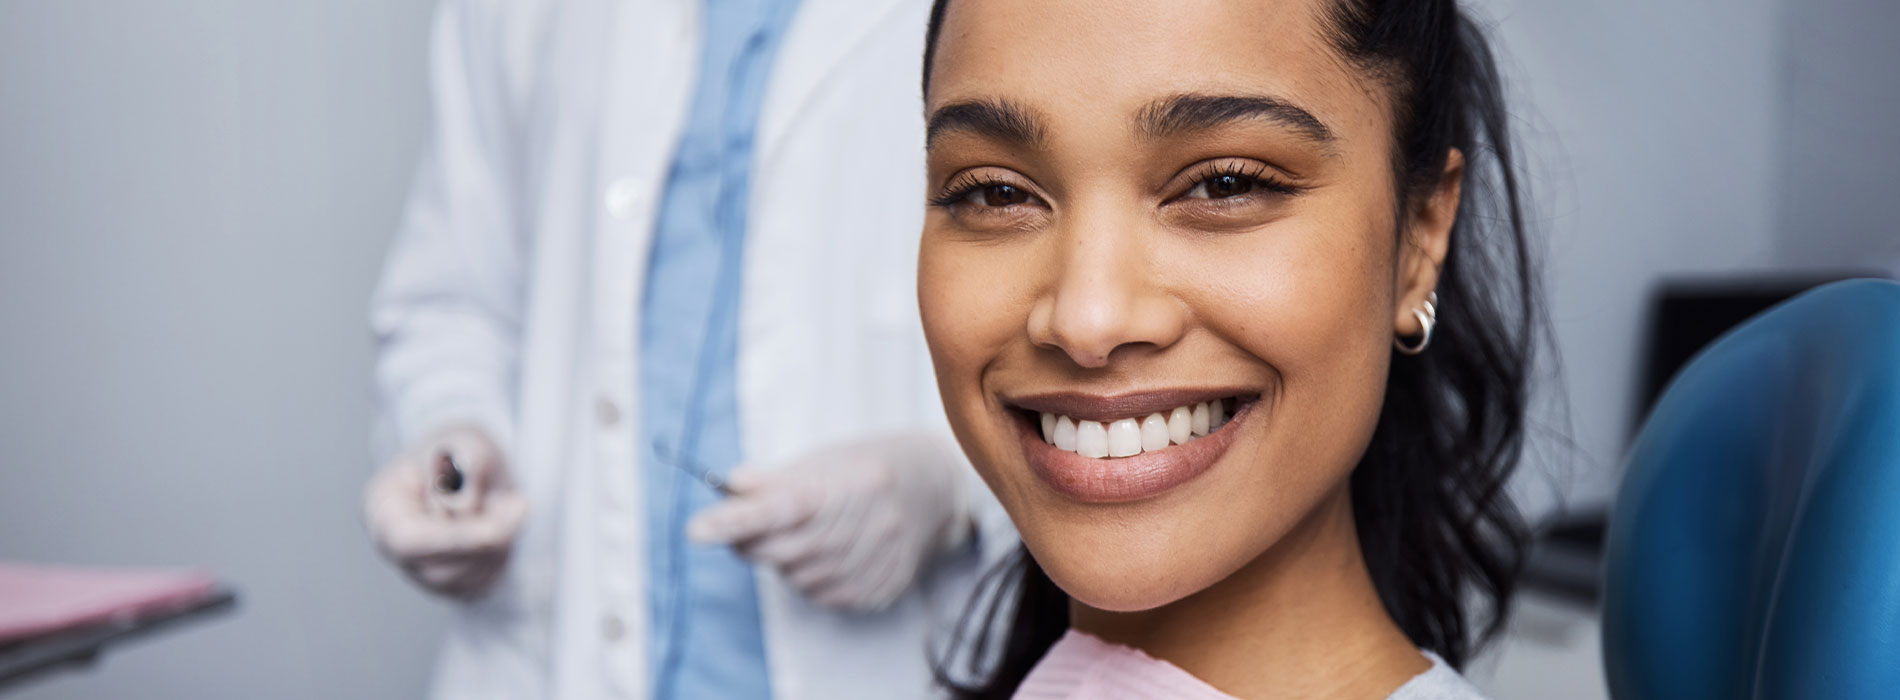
[0,562,218,644]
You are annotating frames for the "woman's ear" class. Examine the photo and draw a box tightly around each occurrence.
[1395,148,1463,336]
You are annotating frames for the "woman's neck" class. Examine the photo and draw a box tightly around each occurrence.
[1068,485,1429,699]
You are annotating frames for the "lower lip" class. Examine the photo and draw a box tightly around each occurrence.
[1017,401,1257,504]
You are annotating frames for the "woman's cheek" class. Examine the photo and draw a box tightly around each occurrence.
[918,241,1003,430]
[1220,215,1390,351]
[922,238,1032,354]
[918,249,967,392]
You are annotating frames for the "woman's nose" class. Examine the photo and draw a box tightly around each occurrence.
[1026,217,1188,368]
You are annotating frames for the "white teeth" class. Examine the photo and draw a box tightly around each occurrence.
[1140,413,1171,452]
[1168,406,1193,445]
[1037,398,1240,460]
[1076,420,1109,459]
[1107,419,1142,457]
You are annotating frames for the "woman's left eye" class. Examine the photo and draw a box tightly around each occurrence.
[975,183,1030,207]
[1172,161,1302,205]
[1194,174,1256,199]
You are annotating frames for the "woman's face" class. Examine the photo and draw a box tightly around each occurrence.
[919,0,1455,612]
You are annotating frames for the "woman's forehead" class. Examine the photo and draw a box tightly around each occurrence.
[926,0,1383,142]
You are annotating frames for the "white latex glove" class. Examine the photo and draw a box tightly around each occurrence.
[685,432,972,612]
[363,423,529,600]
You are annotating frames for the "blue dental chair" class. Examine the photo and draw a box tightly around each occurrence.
[1602,279,1900,699]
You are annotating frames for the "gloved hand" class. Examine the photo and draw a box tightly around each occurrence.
[685,432,973,612]
[363,423,529,600]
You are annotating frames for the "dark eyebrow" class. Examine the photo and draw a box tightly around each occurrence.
[925,99,1047,149]
[1137,93,1336,145]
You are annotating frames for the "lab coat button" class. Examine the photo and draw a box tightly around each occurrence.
[601,614,625,642]
[596,397,621,427]
[604,178,646,220]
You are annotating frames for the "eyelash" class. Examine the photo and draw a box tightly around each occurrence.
[1176,162,1300,200]
[928,162,1301,210]
[928,171,1022,208]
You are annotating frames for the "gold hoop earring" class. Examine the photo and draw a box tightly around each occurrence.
[1395,291,1438,356]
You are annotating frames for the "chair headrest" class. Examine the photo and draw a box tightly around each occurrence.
[1602,279,1900,699]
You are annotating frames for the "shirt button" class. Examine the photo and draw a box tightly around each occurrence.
[604,178,647,220]
[601,614,625,642]
[596,397,621,427]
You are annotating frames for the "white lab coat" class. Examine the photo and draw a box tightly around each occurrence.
[370,0,1015,698]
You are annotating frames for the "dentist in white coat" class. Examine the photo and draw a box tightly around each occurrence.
[360,0,1012,698]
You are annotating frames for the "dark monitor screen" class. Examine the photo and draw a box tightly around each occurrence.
[1635,273,1893,435]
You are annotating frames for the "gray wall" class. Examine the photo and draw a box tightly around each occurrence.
[0,2,445,698]
[1472,0,1790,520]
[0,1,1894,699]
[1776,0,1900,268]
[1459,1,1781,695]
[1465,1,1897,698]
[1469,0,1900,517]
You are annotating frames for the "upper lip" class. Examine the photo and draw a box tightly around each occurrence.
[1004,389,1257,423]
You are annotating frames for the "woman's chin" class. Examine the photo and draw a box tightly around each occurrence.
[1027,527,1237,614]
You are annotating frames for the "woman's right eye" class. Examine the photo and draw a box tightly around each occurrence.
[929,171,1052,232]
[942,181,1034,209]
[976,183,1029,207]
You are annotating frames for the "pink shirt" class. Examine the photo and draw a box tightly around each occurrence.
[1014,629,1488,700]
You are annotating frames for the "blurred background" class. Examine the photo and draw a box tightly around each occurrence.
[0,0,1894,698]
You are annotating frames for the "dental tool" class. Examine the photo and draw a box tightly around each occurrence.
[652,438,735,496]
[430,451,470,514]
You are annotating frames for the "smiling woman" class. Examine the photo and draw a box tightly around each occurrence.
[916,0,1539,698]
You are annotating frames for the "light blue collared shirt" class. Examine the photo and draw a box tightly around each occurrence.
[637,0,801,698]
